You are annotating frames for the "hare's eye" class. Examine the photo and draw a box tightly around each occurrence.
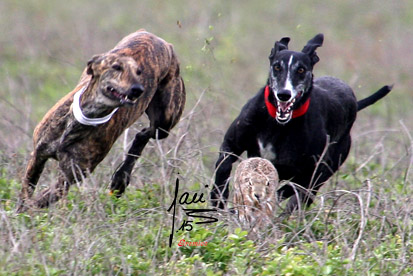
[112,64,122,71]
[266,181,270,186]
[248,180,253,186]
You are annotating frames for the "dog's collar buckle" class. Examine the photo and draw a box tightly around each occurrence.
[264,85,310,119]
[72,86,119,126]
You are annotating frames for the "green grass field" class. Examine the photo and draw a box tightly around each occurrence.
[0,0,412,275]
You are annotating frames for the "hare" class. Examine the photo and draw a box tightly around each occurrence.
[232,157,279,229]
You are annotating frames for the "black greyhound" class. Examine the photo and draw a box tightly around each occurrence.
[211,33,392,213]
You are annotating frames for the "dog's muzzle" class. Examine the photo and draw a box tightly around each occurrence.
[265,86,309,124]
[275,89,303,123]
[275,89,293,122]
[106,83,144,105]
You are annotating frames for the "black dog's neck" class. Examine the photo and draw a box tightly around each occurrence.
[265,78,314,108]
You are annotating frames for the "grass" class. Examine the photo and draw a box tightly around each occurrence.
[1,0,412,275]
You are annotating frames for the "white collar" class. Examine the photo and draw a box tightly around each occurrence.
[72,86,119,126]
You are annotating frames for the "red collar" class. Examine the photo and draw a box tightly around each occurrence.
[264,85,310,119]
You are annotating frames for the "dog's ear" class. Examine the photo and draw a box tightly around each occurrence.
[87,54,104,76]
[302,33,324,65]
[269,37,290,60]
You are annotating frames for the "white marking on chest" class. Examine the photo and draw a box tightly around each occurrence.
[258,139,276,161]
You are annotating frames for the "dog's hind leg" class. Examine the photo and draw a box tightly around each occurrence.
[281,136,352,214]
[16,151,48,212]
[33,157,85,208]
[110,73,185,196]
[279,162,338,214]
[33,175,71,208]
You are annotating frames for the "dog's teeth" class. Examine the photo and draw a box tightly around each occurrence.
[122,95,129,102]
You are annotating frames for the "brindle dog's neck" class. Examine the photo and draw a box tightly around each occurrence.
[78,79,120,118]
[58,80,119,152]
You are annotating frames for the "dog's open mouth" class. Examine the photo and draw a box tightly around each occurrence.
[276,98,296,122]
[107,86,139,104]
[275,92,302,123]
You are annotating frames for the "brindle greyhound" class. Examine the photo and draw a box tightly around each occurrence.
[17,30,185,212]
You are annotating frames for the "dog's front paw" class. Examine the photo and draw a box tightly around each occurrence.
[110,169,131,197]
[15,201,28,214]
[15,198,36,214]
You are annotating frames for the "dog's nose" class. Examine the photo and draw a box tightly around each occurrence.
[130,84,144,97]
[277,89,292,102]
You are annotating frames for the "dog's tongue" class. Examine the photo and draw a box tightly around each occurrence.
[279,101,290,112]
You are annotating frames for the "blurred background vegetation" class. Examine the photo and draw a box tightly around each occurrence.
[0,0,412,275]
[1,0,412,142]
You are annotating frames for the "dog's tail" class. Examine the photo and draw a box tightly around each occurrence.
[357,85,393,111]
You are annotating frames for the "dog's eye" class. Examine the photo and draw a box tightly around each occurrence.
[112,64,122,71]
[297,67,305,74]
[273,65,281,72]
[136,69,142,76]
